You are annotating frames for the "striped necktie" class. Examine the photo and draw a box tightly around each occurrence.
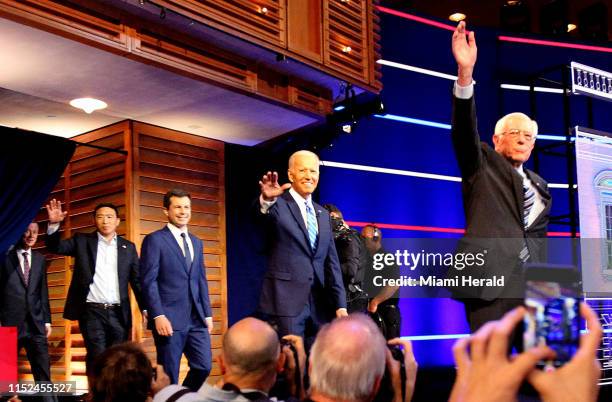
[519,180,536,263]
[22,251,31,286]
[305,202,318,251]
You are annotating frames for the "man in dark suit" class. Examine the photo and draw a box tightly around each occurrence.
[45,200,144,373]
[256,150,347,340]
[450,21,552,334]
[140,189,213,390]
[0,222,56,401]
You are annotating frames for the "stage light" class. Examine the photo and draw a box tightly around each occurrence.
[69,98,108,114]
[449,13,466,22]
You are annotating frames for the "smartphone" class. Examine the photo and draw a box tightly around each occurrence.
[523,265,582,369]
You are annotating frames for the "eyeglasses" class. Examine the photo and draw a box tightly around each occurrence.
[501,129,536,142]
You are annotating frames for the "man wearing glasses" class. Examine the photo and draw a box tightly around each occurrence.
[449,21,552,339]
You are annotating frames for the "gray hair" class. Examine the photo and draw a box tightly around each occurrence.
[288,150,320,170]
[310,314,387,402]
[494,112,538,137]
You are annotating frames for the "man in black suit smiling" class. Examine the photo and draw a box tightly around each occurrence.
[45,200,144,373]
[0,222,54,401]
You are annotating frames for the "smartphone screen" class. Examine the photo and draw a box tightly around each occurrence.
[523,266,582,368]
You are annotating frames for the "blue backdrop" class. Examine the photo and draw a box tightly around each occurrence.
[317,9,612,366]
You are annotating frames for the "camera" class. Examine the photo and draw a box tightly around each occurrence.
[373,345,406,402]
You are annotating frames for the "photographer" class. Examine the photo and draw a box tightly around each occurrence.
[153,317,305,402]
[309,314,417,402]
[361,225,401,340]
[323,204,369,313]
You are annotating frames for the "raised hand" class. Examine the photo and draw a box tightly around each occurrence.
[452,21,477,86]
[45,199,67,224]
[259,171,291,201]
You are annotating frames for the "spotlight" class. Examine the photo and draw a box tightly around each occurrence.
[139,0,145,5]
[449,13,466,22]
[159,7,166,20]
[276,53,287,62]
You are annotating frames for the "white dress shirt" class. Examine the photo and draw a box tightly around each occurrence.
[166,223,193,260]
[87,232,120,304]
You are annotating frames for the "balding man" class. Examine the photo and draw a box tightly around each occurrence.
[256,150,347,340]
[153,317,305,402]
[309,314,417,402]
[450,22,551,337]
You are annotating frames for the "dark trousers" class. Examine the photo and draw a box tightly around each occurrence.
[378,304,401,340]
[18,316,57,402]
[464,298,524,351]
[78,304,128,374]
[265,293,328,351]
[153,307,211,391]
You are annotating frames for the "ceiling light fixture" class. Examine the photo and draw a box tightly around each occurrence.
[69,98,108,114]
[567,23,577,32]
[449,13,466,22]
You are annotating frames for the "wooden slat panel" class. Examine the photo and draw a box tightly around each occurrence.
[139,148,220,175]
[140,162,219,188]
[139,134,221,161]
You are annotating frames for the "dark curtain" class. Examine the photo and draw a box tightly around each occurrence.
[0,126,76,255]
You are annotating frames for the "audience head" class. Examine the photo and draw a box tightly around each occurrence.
[309,314,387,402]
[323,204,343,220]
[220,317,284,389]
[88,342,153,402]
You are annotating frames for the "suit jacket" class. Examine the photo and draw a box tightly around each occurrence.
[256,191,346,317]
[451,94,552,300]
[0,249,51,335]
[46,230,143,328]
[140,226,212,332]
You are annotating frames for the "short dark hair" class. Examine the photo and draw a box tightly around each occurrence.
[163,189,192,209]
[89,342,153,402]
[323,203,343,219]
[93,203,119,218]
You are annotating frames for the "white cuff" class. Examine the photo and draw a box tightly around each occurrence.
[47,223,60,235]
[259,195,276,214]
[454,81,474,99]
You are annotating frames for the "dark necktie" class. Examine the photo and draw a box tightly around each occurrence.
[519,181,536,263]
[181,233,192,267]
[23,251,30,286]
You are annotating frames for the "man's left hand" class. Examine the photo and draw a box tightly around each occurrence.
[336,308,348,318]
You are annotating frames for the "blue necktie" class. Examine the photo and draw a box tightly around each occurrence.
[305,202,318,251]
[181,233,192,267]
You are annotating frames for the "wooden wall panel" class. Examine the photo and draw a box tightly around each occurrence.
[21,120,227,390]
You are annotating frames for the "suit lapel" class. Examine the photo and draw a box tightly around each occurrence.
[509,166,525,226]
[9,250,27,288]
[161,227,189,273]
[283,193,312,254]
[87,232,98,277]
[525,169,552,225]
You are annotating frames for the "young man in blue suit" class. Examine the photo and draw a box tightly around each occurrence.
[257,150,347,341]
[141,189,213,390]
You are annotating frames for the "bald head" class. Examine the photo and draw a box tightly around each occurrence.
[310,314,386,402]
[222,318,280,376]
